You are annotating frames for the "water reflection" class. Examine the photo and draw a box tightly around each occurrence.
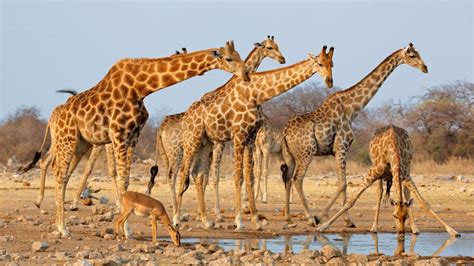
[182,232,467,257]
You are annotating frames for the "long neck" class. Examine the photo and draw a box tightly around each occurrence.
[118,49,219,99]
[343,49,403,119]
[251,59,315,104]
[244,47,265,73]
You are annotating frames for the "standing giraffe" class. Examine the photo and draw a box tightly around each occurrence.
[23,41,249,237]
[26,49,188,210]
[280,43,428,227]
[317,125,460,238]
[175,46,335,230]
[146,36,286,223]
[252,112,285,203]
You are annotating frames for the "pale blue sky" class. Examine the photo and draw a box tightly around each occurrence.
[1,0,472,120]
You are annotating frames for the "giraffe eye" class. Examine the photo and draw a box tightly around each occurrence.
[267,47,273,50]
[226,58,233,62]
[409,55,416,58]
[318,63,323,67]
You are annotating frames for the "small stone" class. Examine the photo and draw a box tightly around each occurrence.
[347,253,368,263]
[73,259,93,266]
[283,223,297,229]
[22,181,30,187]
[321,245,342,259]
[76,250,90,259]
[32,241,49,252]
[99,196,109,204]
[414,257,449,266]
[226,224,237,230]
[458,187,467,193]
[40,210,48,215]
[0,236,13,242]
[55,251,73,260]
[103,234,115,240]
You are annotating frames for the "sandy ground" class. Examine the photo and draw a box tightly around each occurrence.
[0,168,473,264]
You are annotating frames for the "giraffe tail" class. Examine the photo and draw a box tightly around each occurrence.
[280,136,294,190]
[17,118,51,174]
[383,178,392,206]
[56,89,78,96]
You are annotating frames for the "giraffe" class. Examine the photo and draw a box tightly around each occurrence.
[280,43,428,227]
[317,125,460,238]
[252,111,286,203]
[22,41,249,237]
[146,36,286,223]
[175,45,335,230]
[31,48,192,210]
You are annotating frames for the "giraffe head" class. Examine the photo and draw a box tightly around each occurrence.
[401,43,428,73]
[254,35,286,64]
[308,45,334,88]
[390,198,413,235]
[212,41,250,81]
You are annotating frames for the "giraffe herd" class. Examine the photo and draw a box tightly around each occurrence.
[20,37,460,243]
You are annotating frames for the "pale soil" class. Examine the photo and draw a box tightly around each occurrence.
[0,167,473,264]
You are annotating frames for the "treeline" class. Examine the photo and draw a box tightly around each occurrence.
[0,81,472,165]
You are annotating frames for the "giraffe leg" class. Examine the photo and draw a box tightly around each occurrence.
[71,145,102,210]
[243,143,261,230]
[291,156,316,226]
[52,137,88,237]
[112,140,133,239]
[233,141,245,230]
[370,179,384,233]
[318,166,380,232]
[35,150,53,208]
[253,145,262,202]
[260,148,270,203]
[318,143,355,227]
[105,144,120,208]
[281,142,295,222]
[193,142,214,229]
[210,143,225,222]
[403,178,460,237]
[175,141,200,227]
[403,185,420,234]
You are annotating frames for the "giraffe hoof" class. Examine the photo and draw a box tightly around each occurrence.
[204,221,215,229]
[215,215,224,223]
[345,221,356,228]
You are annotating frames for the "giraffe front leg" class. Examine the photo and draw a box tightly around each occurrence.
[370,179,383,233]
[210,143,224,222]
[318,173,377,232]
[113,142,133,239]
[105,144,120,208]
[403,185,420,234]
[403,179,460,237]
[319,139,355,227]
[243,144,261,230]
[233,143,245,230]
[261,149,269,203]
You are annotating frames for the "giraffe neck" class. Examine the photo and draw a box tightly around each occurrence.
[116,49,219,99]
[251,59,315,104]
[244,47,265,73]
[344,49,404,119]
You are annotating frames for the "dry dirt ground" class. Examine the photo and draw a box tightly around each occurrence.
[1,167,473,264]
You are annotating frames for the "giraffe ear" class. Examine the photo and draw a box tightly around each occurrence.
[307,53,316,60]
[254,42,263,47]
